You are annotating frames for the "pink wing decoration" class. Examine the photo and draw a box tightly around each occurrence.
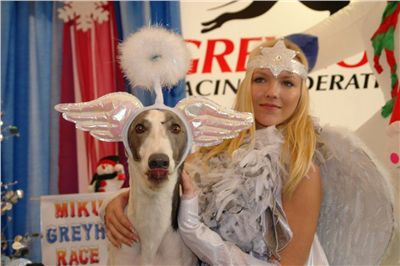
[176,96,254,147]
[54,92,143,142]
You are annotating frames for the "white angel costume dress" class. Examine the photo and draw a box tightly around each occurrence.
[179,125,394,266]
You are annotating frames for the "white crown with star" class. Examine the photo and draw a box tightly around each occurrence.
[247,40,308,79]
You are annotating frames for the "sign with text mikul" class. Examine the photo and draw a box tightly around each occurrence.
[40,192,112,265]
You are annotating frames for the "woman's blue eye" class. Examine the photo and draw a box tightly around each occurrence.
[253,77,266,83]
[282,80,294,87]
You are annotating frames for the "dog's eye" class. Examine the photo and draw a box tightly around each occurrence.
[135,124,146,134]
[170,124,181,134]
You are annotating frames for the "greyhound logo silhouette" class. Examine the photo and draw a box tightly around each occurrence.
[201,1,350,33]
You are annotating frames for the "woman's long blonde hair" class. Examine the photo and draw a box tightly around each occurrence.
[198,39,316,197]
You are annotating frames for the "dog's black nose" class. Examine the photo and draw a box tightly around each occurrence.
[148,153,169,169]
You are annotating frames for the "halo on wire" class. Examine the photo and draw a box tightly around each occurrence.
[119,26,191,91]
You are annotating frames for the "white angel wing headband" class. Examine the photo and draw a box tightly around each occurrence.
[55,92,143,142]
[55,26,254,164]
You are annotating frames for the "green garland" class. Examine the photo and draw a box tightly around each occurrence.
[370,1,399,121]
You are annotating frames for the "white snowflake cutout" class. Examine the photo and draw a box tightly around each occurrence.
[58,1,109,32]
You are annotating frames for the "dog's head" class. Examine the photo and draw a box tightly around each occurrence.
[125,108,190,190]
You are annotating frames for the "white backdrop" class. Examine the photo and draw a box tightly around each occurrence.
[180,0,395,172]
[181,1,383,130]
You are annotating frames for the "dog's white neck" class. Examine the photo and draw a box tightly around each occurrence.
[127,157,178,264]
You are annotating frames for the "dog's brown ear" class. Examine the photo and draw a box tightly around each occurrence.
[127,123,139,161]
[130,146,141,161]
[171,165,184,231]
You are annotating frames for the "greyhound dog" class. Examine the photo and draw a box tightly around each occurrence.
[55,26,253,266]
[55,90,253,265]
[107,108,198,265]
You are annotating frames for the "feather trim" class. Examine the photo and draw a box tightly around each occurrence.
[188,127,292,260]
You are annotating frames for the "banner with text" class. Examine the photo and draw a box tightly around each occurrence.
[40,192,112,266]
[180,1,383,131]
[180,1,394,171]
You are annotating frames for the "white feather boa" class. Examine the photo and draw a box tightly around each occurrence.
[186,127,292,260]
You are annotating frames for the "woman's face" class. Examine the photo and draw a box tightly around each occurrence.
[251,68,302,128]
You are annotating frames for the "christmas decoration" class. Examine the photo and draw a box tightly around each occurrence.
[370,2,400,122]
[1,120,40,265]
[58,1,109,32]
[0,112,20,142]
[89,155,126,192]
[1,181,38,265]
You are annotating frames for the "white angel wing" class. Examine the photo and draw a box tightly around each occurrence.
[176,96,254,147]
[54,92,143,142]
[315,126,395,265]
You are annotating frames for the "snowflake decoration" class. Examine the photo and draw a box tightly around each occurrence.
[259,41,297,77]
[247,40,308,78]
[58,1,109,32]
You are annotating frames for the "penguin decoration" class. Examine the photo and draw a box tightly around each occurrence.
[89,155,126,193]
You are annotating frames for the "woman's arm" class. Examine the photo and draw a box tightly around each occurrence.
[99,188,139,247]
[279,164,322,265]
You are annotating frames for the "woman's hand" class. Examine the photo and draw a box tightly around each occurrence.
[181,168,196,199]
[104,190,139,248]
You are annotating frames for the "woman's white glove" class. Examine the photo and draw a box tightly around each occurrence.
[178,195,278,266]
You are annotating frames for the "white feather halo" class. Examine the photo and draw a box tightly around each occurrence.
[119,26,191,90]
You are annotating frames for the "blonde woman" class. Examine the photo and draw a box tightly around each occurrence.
[104,38,329,265]
[178,39,328,266]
